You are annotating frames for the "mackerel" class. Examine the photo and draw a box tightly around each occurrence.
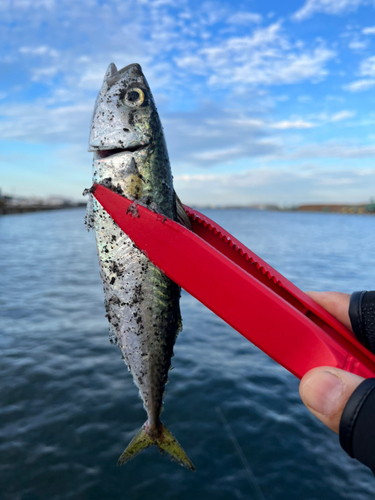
[86,62,193,470]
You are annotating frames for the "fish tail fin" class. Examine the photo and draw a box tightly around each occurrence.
[117,422,195,471]
[117,424,152,466]
[156,423,195,471]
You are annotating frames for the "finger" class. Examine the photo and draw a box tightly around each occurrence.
[299,367,365,433]
[305,291,352,331]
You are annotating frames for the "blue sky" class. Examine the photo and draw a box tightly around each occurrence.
[1,0,375,205]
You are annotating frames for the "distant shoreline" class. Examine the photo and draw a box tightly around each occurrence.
[194,203,375,215]
[0,202,86,216]
[1,201,374,216]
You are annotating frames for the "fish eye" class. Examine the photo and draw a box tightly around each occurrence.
[123,88,145,107]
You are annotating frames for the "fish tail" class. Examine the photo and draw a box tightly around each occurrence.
[117,424,152,466]
[156,423,195,471]
[117,422,195,471]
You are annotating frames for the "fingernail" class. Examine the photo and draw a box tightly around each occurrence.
[302,370,346,416]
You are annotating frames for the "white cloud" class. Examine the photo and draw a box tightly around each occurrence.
[2,0,56,8]
[235,110,354,135]
[293,0,373,21]
[358,168,375,175]
[298,95,312,102]
[0,101,92,143]
[174,166,375,205]
[289,142,375,160]
[275,95,289,102]
[191,147,244,162]
[304,110,355,123]
[163,105,282,168]
[177,23,335,87]
[330,110,355,121]
[348,38,368,50]
[31,65,61,81]
[344,56,375,91]
[19,45,58,56]
[164,107,360,168]
[362,26,375,34]
[227,12,262,25]
[138,0,175,5]
[326,95,345,102]
[319,177,354,185]
[2,3,335,102]
[344,78,375,91]
[270,120,315,129]
[360,55,375,76]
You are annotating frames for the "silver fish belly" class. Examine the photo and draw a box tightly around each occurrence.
[87,63,194,470]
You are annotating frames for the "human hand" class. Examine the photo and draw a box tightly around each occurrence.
[299,292,365,433]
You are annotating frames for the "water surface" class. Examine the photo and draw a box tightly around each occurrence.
[1,208,374,500]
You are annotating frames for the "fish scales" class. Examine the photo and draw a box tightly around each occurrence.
[87,62,194,470]
[94,205,181,423]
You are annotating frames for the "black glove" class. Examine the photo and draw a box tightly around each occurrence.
[349,291,375,355]
[339,291,375,474]
[340,377,375,474]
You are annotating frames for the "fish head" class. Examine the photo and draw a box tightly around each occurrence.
[88,63,157,155]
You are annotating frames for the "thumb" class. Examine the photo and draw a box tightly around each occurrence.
[299,367,365,433]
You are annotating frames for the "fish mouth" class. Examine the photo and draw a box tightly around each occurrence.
[95,144,149,159]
